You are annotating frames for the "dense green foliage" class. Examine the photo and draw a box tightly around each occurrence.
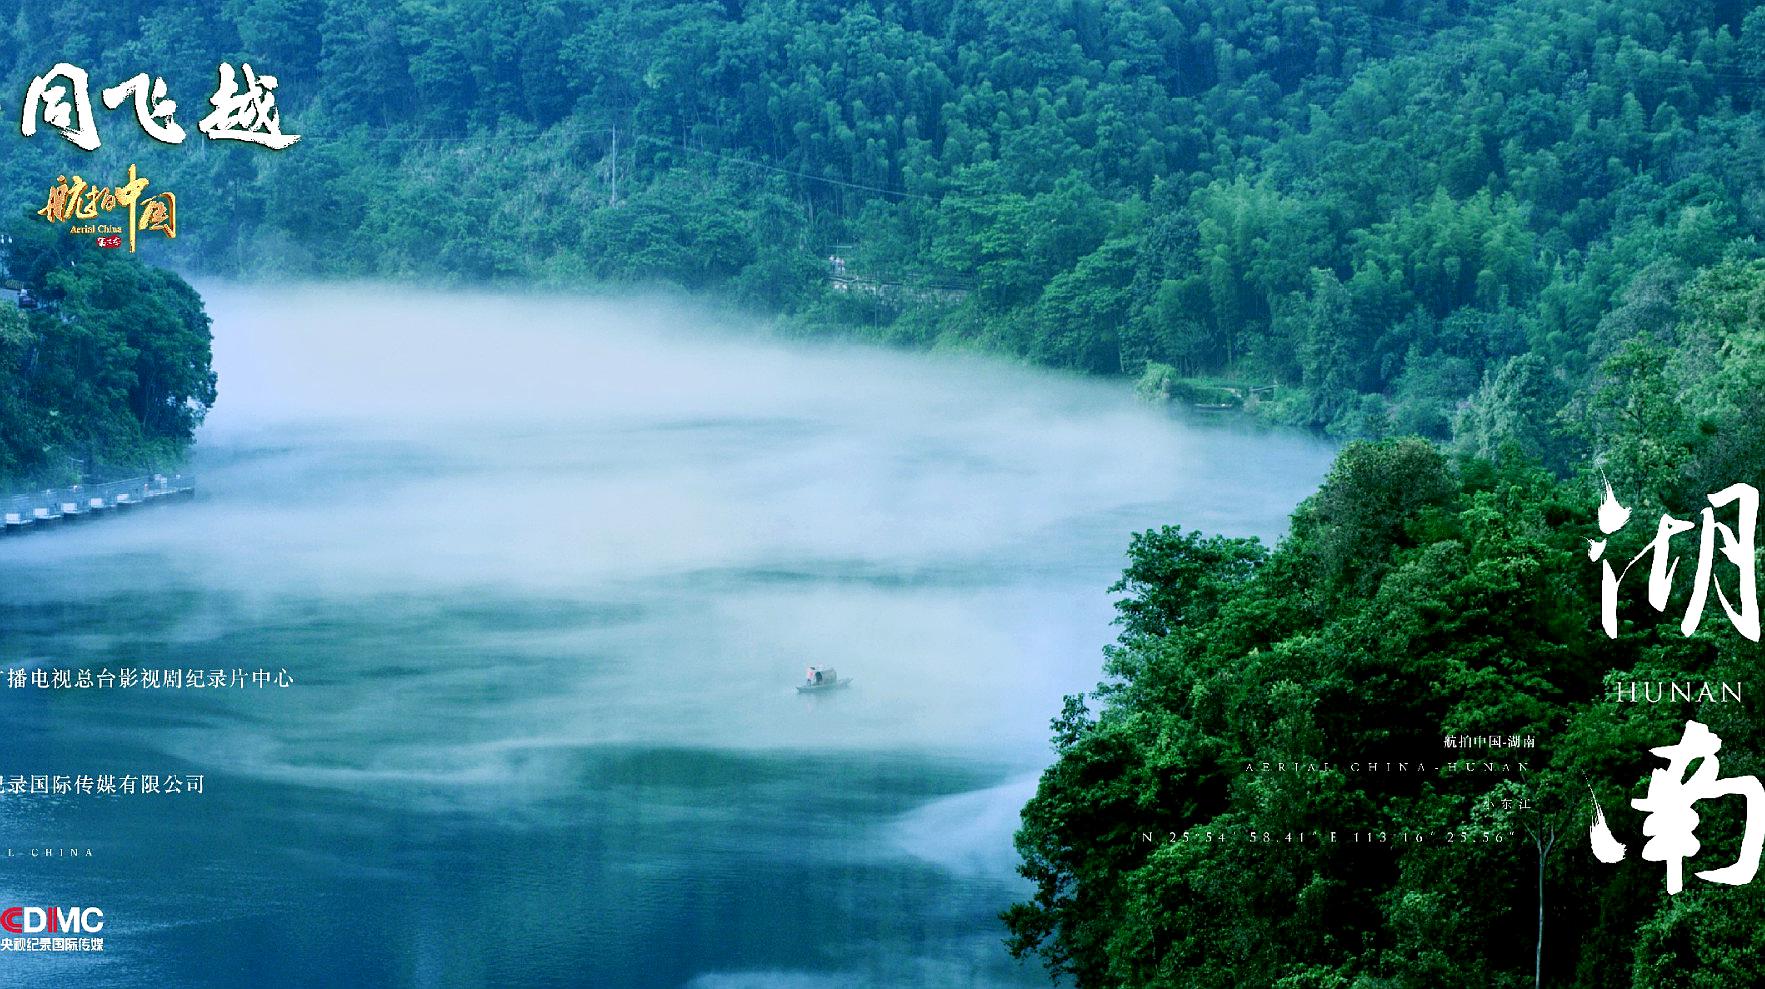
[1007,263,1765,985]
[5,0,1765,438]
[0,222,215,484]
[4,3,1765,977]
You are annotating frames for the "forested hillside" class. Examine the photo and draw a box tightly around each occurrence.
[1006,250,1765,984]
[5,0,1764,441]
[5,3,1765,983]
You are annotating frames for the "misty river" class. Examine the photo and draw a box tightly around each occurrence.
[0,286,1335,988]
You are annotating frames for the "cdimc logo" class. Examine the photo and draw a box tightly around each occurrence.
[0,906,102,934]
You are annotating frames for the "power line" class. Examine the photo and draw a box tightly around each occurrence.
[301,128,940,202]
[631,134,938,201]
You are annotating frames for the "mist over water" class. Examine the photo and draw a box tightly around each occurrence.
[0,284,1334,988]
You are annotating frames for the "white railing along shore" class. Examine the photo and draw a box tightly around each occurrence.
[1,473,196,534]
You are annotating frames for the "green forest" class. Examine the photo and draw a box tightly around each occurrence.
[4,0,1765,446]
[0,218,214,483]
[3,1,1765,983]
[1008,393,1765,984]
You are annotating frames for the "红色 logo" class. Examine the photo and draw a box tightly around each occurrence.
[0,906,103,934]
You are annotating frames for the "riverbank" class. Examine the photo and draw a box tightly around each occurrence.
[1132,361,1300,420]
[1,474,196,536]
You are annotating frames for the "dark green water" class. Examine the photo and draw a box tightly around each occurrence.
[0,287,1335,987]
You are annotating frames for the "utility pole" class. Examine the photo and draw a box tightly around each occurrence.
[609,124,618,207]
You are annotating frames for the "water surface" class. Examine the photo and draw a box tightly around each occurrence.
[0,286,1335,987]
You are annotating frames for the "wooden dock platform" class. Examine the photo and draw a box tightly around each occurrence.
[2,474,196,536]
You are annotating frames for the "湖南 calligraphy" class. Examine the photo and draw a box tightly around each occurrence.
[1591,481,1759,642]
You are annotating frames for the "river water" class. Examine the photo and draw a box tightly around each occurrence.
[0,286,1335,988]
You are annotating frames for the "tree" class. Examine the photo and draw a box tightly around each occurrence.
[1108,525,1266,642]
[1454,353,1580,474]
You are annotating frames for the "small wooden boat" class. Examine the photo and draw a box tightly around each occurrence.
[796,666,851,693]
